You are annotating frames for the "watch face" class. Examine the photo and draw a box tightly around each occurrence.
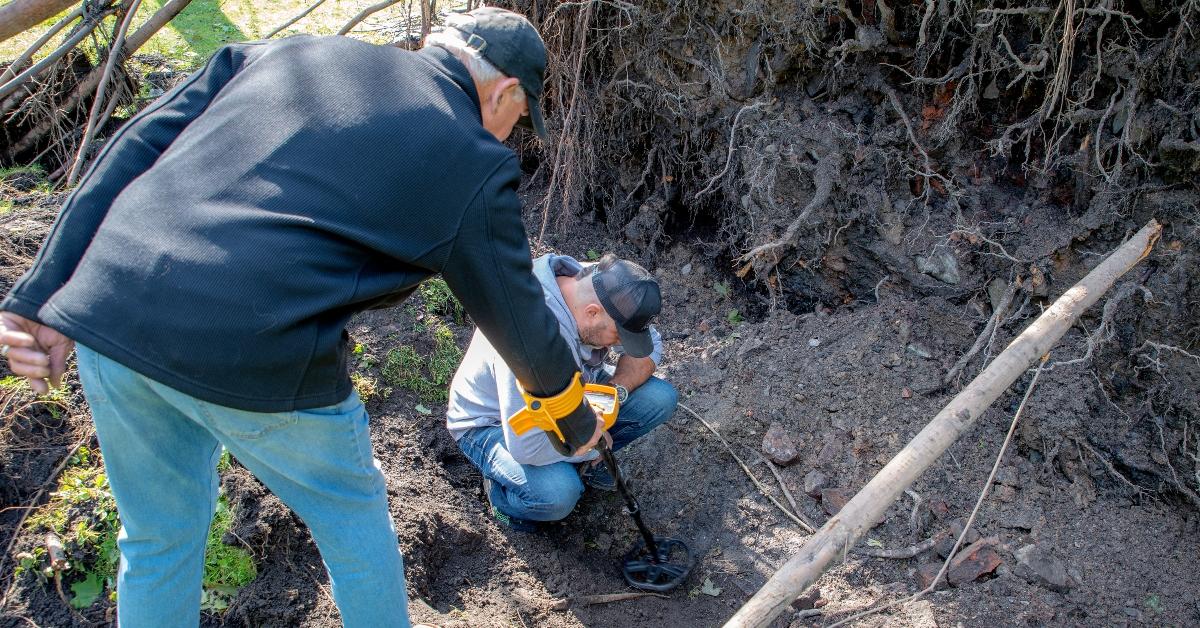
[616,385,629,403]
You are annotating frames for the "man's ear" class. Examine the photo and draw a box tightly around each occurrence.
[488,77,521,113]
[583,302,605,320]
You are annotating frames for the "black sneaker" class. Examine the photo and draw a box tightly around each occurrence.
[482,477,540,533]
[581,462,617,491]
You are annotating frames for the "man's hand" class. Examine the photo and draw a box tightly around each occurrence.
[0,312,74,395]
[571,410,611,457]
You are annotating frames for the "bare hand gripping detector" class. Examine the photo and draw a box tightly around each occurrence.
[509,380,693,592]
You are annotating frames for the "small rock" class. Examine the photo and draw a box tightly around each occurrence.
[681,263,693,276]
[901,387,913,399]
[697,319,711,334]
[993,485,1018,502]
[803,470,827,497]
[790,587,822,610]
[997,508,1039,531]
[906,343,933,359]
[820,488,852,515]
[915,250,961,285]
[935,519,981,558]
[808,337,821,348]
[1013,544,1071,592]
[762,422,801,466]
[915,562,947,590]
[993,465,1021,487]
[947,537,1003,586]
[816,440,840,466]
[987,278,1009,312]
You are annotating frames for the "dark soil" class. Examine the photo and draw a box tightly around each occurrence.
[3,0,1200,624]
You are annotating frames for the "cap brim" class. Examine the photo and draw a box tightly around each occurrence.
[517,96,549,142]
[616,325,653,358]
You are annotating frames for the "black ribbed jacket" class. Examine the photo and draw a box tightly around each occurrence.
[1,36,581,413]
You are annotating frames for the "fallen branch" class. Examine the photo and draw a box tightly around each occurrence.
[679,402,816,534]
[0,3,85,84]
[4,0,194,161]
[67,0,144,186]
[337,0,405,36]
[0,4,118,102]
[828,358,1047,627]
[266,0,330,39]
[853,530,947,559]
[944,279,1018,386]
[550,591,669,610]
[760,457,813,531]
[0,0,78,45]
[724,220,1161,628]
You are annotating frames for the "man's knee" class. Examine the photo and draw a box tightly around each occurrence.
[636,377,678,422]
[518,476,582,521]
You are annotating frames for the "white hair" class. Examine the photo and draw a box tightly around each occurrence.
[423,22,527,104]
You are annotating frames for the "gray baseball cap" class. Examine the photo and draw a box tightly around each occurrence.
[591,254,662,358]
[442,8,548,141]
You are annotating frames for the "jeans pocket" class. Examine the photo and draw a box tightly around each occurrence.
[198,403,298,440]
[74,344,109,406]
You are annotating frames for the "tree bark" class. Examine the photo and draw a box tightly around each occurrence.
[0,0,78,45]
[724,219,1162,628]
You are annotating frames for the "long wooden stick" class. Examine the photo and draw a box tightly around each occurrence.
[0,0,78,45]
[0,5,117,102]
[3,0,194,161]
[724,219,1161,628]
[67,0,143,186]
[0,4,84,84]
[265,0,329,39]
[337,0,405,36]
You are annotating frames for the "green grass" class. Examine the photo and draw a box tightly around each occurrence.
[380,322,463,402]
[419,278,466,325]
[2,1,429,67]
[23,446,256,612]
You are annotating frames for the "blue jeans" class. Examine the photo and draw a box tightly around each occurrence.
[457,376,677,522]
[75,344,409,628]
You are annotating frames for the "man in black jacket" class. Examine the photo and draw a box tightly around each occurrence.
[0,8,600,627]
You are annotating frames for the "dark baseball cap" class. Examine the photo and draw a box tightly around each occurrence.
[590,254,662,358]
[442,7,549,141]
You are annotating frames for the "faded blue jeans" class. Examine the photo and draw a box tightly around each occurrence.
[457,375,677,522]
[75,344,409,628]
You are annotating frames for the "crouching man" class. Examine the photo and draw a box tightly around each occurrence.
[446,253,678,530]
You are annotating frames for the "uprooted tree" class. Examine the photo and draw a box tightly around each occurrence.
[3,0,1199,529]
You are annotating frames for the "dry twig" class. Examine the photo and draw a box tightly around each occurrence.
[679,402,815,533]
[827,358,1048,627]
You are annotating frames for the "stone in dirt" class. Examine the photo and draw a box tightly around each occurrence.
[916,562,947,590]
[935,518,981,558]
[820,488,852,515]
[790,587,822,610]
[947,537,1003,586]
[762,422,801,466]
[1013,544,1072,592]
[803,470,827,497]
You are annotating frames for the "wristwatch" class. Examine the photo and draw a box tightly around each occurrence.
[614,384,629,404]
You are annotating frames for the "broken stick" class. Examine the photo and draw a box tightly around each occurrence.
[724,219,1161,628]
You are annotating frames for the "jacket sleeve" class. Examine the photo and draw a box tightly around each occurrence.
[440,157,595,450]
[0,42,263,321]
[494,354,597,466]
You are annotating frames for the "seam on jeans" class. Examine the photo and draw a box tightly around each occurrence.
[195,402,299,440]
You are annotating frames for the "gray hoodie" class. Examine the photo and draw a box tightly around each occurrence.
[445,254,663,466]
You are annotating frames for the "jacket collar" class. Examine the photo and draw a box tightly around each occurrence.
[418,46,482,114]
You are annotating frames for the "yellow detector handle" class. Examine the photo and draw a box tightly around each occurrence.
[582,383,620,431]
[509,374,620,442]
